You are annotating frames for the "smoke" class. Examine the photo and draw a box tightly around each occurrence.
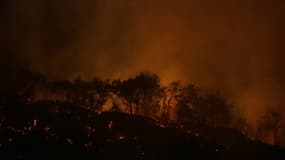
[1,0,285,126]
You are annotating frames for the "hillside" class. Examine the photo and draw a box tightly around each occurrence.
[0,102,284,160]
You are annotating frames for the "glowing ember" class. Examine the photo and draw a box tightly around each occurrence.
[66,138,73,145]
[33,119,37,127]
[119,136,125,140]
[108,121,113,129]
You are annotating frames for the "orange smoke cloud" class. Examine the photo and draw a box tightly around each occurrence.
[2,0,285,130]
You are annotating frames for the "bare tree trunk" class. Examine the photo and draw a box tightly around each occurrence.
[161,96,167,121]
[166,95,174,121]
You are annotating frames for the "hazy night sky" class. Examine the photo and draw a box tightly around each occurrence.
[1,0,285,126]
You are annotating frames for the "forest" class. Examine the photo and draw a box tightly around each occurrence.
[4,71,283,147]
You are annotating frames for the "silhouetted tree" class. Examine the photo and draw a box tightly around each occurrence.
[162,81,182,121]
[118,72,162,117]
[133,72,163,117]
[73,78,99,109]
[230,107,249,135]
[176,84,199,122]
[89,78,110,113]
[194,91,232,127]
[232,115,248,135]
[259,107,285,146]
[53,80,73,103]
[118,78,137,115]
[50,81,68,102]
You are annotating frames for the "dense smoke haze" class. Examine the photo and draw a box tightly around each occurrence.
[1,0,285,127]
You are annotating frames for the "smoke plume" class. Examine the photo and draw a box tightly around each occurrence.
[1,0,285,126]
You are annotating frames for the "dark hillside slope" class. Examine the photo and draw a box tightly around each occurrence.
[0,103,284,160]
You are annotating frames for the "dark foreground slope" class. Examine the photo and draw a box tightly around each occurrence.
[0,102,284,160]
